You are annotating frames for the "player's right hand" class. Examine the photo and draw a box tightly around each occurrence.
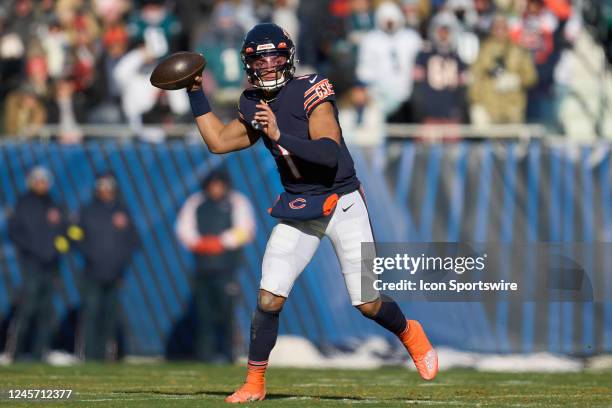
[190,75,203,92]
[255,101,281,141]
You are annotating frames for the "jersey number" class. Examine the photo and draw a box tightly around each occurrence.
[315,81,334,99]
[427,56,459,90]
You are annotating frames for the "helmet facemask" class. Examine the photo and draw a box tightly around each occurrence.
[243,49,295,92]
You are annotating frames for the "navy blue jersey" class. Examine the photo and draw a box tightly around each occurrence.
[238,74,360,195]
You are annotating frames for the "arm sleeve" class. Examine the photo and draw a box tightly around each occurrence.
[277,134,340,168]
[175,192,205,248]
[219,191,256,250]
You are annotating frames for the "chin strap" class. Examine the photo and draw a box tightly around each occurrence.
[251,63,295,91]
[255,74,289,91]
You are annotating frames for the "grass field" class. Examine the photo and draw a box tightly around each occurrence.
[0,363,610,407]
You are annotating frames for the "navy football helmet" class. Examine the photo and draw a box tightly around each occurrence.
[241,23,296,91]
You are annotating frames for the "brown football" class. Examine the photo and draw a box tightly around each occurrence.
[150,52,206,90]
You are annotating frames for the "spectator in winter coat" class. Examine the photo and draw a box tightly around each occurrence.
[175,168,255,362]
[357,1,422,121]
[71,173,139,360]
[470,15,537,124]
[412,12,469,124]
[509,0,559,126]
[6,167,69,361]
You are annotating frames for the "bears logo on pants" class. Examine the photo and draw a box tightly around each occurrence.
[289,198,306,210]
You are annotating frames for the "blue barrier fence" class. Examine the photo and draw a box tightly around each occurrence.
[0,140,610,356]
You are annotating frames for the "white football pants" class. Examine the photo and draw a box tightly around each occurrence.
[260,188,379,306]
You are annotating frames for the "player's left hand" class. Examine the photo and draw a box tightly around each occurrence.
[255,100,281,141]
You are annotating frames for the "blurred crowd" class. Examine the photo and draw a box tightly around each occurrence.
[0,0,601,143]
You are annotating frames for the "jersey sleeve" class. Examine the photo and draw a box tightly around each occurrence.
[238,91,258,129]
[237,92,247,122]
[301,74,337,117]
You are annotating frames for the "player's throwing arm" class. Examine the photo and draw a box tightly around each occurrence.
[150,52,259,153]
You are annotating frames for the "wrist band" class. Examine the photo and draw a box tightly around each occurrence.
[187,89,211,117]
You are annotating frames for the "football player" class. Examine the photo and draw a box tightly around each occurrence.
[187,23,438,403]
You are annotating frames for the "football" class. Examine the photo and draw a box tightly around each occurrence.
[150,51,207,90]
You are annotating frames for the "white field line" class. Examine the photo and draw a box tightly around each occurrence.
[77,395,199,402]
[485,394,611,399]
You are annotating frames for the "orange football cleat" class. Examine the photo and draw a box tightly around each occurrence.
[225,362,267,403]
[399,320,438,380]
[224,381,266,403]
